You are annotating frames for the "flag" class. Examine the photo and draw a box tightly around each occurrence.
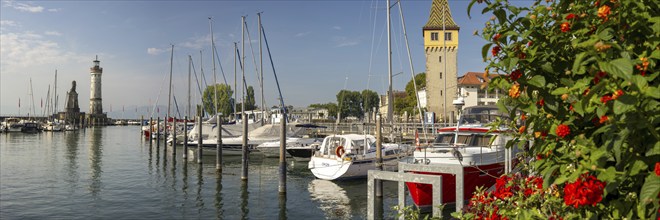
[18,98,20,108]
[41,98,43,108]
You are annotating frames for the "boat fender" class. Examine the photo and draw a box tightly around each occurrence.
[335,146,345,157]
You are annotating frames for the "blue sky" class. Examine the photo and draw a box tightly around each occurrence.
[1,0,498,119]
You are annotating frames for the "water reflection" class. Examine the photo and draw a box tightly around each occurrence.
[215,172,223,219]
[196,165,204,209]
[65,132,80,188]
[308,179,352,219]
[240,181,249,220]
[279,194,287,220]
[88,127,103,197]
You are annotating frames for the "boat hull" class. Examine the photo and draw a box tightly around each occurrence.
[308,155,400,180]
[286,148,314,161]
[405,162,504,207]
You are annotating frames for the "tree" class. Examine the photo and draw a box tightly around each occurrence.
[336,90,363,120]
[234,85,256,112]
[361,89,380,114]
[202,84,233,117]
[399,73,426,116]
[454,0,660,219]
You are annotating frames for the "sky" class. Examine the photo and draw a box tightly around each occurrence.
[0,0,500,119]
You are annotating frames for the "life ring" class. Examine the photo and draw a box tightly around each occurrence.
[335,146,345,157]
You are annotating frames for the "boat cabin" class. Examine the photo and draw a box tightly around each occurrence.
[316,134,375,158]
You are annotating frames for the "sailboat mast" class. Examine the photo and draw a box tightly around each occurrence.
[233,42,238,121]
[210,17,218,116]
[54,70,57,114]
[387,0,394,125]
[167,44,174,133]
[188,55,192,119]
[30,78,36,117]
[258,12,265,125]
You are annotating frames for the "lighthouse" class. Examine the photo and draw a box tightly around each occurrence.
[90,56,103,114]
[86,55,108,125]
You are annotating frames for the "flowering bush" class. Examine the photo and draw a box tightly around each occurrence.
[456,0,660,219]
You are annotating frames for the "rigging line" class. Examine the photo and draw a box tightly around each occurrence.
[189,57,205,100]
[396,0,430,143]
[173,95,182,119]
[242,19,264,95]
[212,44,229,85]
[366,0,380,91]
[149,66,170,118]
[260,24,286,117]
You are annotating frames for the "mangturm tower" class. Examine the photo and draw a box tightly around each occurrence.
[424,0,459,122]
[86,56,108,125]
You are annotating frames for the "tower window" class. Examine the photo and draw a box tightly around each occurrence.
[438,56,442,63]
[431,32,439,41]
[440,72,443,79]
[445,32,452,41]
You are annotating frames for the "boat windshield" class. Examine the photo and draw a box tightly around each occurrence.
[434,134,494,147]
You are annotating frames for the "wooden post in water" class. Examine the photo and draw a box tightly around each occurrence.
[183,116,188,160]
[216,116,222,170]
[140,116,144,137]
[376,113,383,197]
[172,117,177,155]
[197,115,203,164]
[149,117,153,144]
[278,112,287,194]
[241,110,248,180]
[156,117,161,147]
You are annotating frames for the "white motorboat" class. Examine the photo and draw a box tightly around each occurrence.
[404,105,523,207]
[308,134,411,180]
[256,137,322,158]
[2,118,23,132]
[43,120,63,132]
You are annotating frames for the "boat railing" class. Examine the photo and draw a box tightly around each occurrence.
[415,143,506,165]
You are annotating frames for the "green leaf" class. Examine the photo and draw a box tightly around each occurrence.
[551,87,569,95]
[644,86,660,99]
[646,141,660,156]
[631,75,650,91]
[613,96,636,115]
[639,173,660,205]
[629,159,647,176]
[597,28,614,41]
[598,166,617,182]
[599,58,633,81]
[572,52,587,75]
[482,43,493,61]
[527,75,546,88]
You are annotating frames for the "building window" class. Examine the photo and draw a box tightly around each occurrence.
[440,90,443,96]
[439,72,443,79]
[445,32,452,41]
[438,56,442,63]
[478,102,485,106]
[431,32,439,41]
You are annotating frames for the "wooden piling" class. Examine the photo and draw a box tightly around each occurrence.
[183,116,188,160]
[140,116,144,137]
[172,117,177,155]
[376,113,383,197]
[216,116,222,170]
[278,112,287,194]
[149,117,153,144]
[156,117,161,147]
[197,115,203,164]
[241,112,248,180]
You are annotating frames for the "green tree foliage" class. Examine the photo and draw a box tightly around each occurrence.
[361,89,380,113]
[337,90,363,119]
[455,0,660,219]
[202,84,233,117]
[309,103,338,119]
[234,86,257,112]
[398,73,426,116]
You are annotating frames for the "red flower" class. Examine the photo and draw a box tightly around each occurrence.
[569,105,574,112]
[565,13,576,20]
[601,95,613,104]
[655,162,660,176]
[598,5,611,21]
[556,124,570,138]
[537,98,545,107]
[599,115,608,124]
[494,175,517,199]
[524,176,543,196]
[527,41,533,47]
[613,89,624,99]
[563,174,606,208]
[509,69,522,81]
[593,71,607,84]
[493,33,501,42]
[560,22,571,32]
[492,46,501,56]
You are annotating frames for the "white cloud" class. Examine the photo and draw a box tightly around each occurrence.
[0,31,86,74]
[44,31,62,36]
[3,0,58,13]
[333,26,342,30]
[333,36,358,47]
[180,34,211,50]
[0,20,18,27]
[294,32,311,37]
[147,47,166,55]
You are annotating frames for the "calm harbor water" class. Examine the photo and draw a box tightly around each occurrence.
[0,126,407,219]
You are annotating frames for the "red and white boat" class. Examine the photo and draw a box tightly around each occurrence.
[405,105,521,208]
